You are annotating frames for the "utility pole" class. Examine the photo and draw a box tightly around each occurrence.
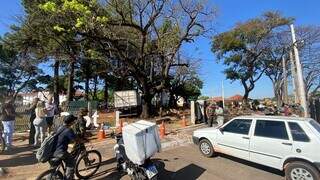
[290,24,309,117]
[282,56,288,104]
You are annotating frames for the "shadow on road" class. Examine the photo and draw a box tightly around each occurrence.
[90,158,206,180]
[0,152,37,167]
[154,158,206,180]
[1,144,35,155]
[217,153,284,176]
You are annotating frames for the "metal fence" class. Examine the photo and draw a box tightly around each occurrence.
[9,101,98,132]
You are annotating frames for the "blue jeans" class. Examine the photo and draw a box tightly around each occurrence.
[2,121,15,146]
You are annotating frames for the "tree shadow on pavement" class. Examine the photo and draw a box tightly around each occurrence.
[154,158,206,180]
[1,144,35,155]
[0,152,37,167]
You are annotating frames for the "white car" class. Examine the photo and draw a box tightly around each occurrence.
[193,116,320,180]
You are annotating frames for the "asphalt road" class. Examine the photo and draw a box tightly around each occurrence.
[91,144,284,180]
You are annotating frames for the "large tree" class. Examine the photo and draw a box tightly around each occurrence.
[0,42,41,101]
[34,0,215,117]
[212,12,292,104]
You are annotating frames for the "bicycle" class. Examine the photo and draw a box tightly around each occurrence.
[36,141,102,180]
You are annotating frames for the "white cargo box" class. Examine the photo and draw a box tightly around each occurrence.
[122,120,161,165]
[114,90,140,108]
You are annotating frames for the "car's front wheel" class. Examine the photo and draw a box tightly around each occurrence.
[199,139,214,157]
[285,161,320,180]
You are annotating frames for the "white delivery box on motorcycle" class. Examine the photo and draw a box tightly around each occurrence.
[122,120,161,165]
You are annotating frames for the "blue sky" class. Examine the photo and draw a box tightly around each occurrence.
[1,0,320,99]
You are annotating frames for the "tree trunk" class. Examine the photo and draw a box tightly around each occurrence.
[53,60,60,107]
[141,83,153,118]
[93,75,98,100]
[67,60,75,101]
[85,76,90,101]
[141,96,152,118]
[241,79,250,106]
[273,81,283,108]
[104,77,108,108]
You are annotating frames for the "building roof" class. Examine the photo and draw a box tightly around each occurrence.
[228,94,243,101]
[209,94,243,102]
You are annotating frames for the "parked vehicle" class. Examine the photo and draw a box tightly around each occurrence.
[193,116,320,180]
[114,134,158,180]
[114,90,141,117]
[113,120,161,180]
[36,141,102,180]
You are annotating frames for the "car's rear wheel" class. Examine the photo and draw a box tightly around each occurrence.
[285,161,320,180]
[199,139,214,157]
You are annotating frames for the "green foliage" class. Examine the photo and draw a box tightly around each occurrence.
[38,1,57,12]
[0,42,41,99]
[212,11,292,99]
[198,96,210,100]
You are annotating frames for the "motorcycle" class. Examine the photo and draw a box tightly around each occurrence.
[113,133,158,180]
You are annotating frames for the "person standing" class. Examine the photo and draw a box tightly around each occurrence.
[33,101,47,147]
[45,97,56,134]
[215,103,224,127]
[75,108,88,138]
[206,103,216,127]
[0,99,16,150]
[27,98,39,145]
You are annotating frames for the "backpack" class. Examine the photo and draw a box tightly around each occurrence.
[36,127,66,163]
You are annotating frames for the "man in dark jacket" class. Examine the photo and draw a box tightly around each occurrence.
[51,115,78,180]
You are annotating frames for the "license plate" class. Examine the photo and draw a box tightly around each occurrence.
[145,165,158,179]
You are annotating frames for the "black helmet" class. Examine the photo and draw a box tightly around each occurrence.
[64,115,77,125]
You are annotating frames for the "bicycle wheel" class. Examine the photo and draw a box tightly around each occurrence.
[35,169,63,180]
[0,136,5,153]
[75,150,102,179]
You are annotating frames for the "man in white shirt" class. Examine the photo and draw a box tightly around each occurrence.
[45,96,56,134]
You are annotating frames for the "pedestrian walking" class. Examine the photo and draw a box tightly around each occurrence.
[75,108,88,138]
[215,103,224,127]
[33,101,47,147]
[27,97,39,145]
[45,96,56,134]
[206,103,216,127]
[0,98,16,150]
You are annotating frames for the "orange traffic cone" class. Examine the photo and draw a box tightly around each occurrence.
[159,121,166,139]
[97,124,106,140]
[181,115,187,127]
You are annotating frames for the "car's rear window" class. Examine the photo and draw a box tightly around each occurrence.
[310,120,320,134]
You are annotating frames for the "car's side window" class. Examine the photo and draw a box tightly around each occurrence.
[222,119,252,135]
[288,122,310,142]
[254,120,289,140]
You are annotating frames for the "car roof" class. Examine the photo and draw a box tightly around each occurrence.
[234,115,313,122]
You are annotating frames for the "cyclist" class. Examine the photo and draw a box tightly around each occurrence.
[50,115,78,180]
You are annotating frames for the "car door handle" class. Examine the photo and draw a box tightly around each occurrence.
[282,142,292,146]
[242,137,250,140]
